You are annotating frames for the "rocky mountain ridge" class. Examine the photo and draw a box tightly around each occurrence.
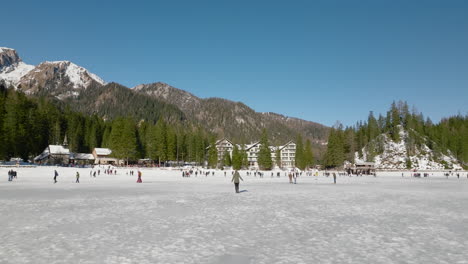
[0,48,105,99]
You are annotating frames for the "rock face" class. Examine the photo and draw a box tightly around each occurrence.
[0,48,105,98]
[0,47,22,68]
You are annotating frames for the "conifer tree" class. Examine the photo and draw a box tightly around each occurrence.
[207,137,218,168]
[223,150,232,167]
[257,129,272,170]
[241,145,249,169]
[275,148,282,169]
[232,145,242,170]
[304,139,314,169]
[295,134,305,170]
[109,118,138,165]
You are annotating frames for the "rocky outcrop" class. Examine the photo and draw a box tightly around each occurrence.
[0,47,22,69]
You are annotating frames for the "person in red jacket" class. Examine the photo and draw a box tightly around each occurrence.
[137,170,142,183]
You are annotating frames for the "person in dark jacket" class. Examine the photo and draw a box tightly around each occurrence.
[76,172,80,183]
[333,172,336,184]
[54,170,58,184]
[231,170,243,193]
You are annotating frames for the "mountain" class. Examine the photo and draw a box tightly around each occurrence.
[0,48,105,99]
[0,47,35,86]
[63,82,186,123]
[356,126,462,170]
[0,47,329,150]
[133,82,329,145]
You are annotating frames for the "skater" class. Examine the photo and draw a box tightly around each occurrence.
[288,172,293,184]
[293,172,297,184]
[231,170,243,193]
[8,170,12,181]
[333,172,336,184]
[54,170,58,183]
[137,170,142,183]
[76,171,80,183]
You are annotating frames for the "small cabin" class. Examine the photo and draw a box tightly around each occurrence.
[92,148,121,165]
[70,153,95,165]
[34,145,70,165]
[345,161,376,175]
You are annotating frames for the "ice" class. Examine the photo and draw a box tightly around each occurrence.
[0,167,467,263]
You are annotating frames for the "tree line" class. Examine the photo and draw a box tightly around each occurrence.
[0,85,211,163]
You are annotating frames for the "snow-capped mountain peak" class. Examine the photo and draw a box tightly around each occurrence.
[0,47,35,87]
[0,48,106,99]
[39,60,106,88]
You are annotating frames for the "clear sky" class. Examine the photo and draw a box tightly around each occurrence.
[2,0,467,126]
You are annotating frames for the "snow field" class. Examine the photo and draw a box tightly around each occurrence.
[1,167,468,264]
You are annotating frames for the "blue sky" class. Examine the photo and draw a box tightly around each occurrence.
[2,0,467,126]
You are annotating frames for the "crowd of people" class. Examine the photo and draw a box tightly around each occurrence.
[7,170,17,181]
[6,166,468,194]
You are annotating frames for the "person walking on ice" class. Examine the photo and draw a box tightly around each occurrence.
[76,171,80,183]
[231,170,243,193]
[137,170,142,183]
[54,170,58,184]
[333,172,337,184]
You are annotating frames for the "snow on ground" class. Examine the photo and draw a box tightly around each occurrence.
[1,167,468,264]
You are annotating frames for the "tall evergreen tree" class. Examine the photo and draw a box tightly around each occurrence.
[295,134,305,170]
[304,139,314,169]
[232,144,242,170]
[257,129,272,170]
[207,137,218,168]
[109,118,138,165]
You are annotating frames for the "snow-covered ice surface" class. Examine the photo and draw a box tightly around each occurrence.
[1,167,468,264]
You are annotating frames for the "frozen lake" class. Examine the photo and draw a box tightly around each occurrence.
[1,167,467,264]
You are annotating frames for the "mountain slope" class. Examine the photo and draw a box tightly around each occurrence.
[133,82,329,145]
[62,82,186,123]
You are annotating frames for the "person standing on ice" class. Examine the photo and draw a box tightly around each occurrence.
[333,172,337,184]
[231,170,243,193]
[288,172,293,184]
[54,170,58,184]
[137,170,142,183]
[76,172,80,183]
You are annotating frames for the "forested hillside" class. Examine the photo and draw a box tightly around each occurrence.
[0,83,211,163]
[324,101,468,169]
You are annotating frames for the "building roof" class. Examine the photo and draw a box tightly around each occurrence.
[215,138,233,145]
[278,140,295,150]
[34,145,70,161]
[245,141,260,150]
[70,153,95,160]
[94,148,112,156]
[49,145,70,154]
